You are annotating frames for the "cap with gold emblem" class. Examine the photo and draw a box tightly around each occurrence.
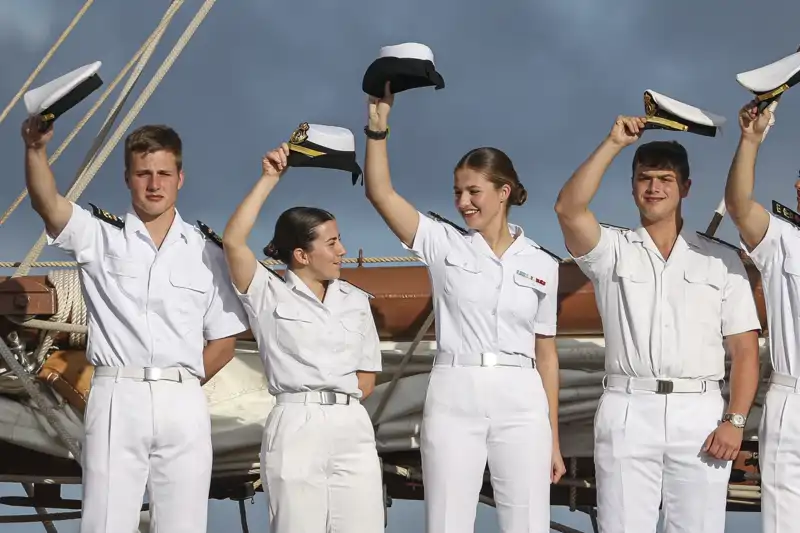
[286,122,363,185]
[24,62,103,131]
[642,90,726,137]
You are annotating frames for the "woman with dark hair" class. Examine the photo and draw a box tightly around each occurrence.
[222,143,384,533]
[362,84,565,533]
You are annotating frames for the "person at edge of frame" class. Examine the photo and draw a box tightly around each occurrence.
[20,116,249,533]
[554,115,761,533]
[725,100,800,533]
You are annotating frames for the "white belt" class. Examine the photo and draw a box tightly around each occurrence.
[93,366,197,383]
[604,375,721,394]
[275,391,358,406]
[769,372,800,392]
[434,351,534,368]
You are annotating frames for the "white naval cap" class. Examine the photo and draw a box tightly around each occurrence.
[643,89,726,137]
[362,42,445,98]
[23,61,103,129]
[286,122,363,185]
[736,50,800,102]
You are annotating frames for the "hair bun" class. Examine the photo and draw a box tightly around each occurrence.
[263,241,279,259]
[514,184,528,206]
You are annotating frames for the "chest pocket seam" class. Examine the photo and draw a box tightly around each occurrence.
[614,255,651,283]
[274,303,314,323]
[443,251,481,274]
[783,251,800,277]
[169,268,211,293]
[104,255,143,278]
[684,257,724,290]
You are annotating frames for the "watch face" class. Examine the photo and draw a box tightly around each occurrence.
[727,414,746,427]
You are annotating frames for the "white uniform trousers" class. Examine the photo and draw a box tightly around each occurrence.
[260,395,384,533]
[760,372,800,533]
[421,365,553,533]
[594,380,731,533]
[80,368,212,533]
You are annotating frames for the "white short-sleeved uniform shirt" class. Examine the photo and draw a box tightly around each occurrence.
[235,261,382,399]
[573,225,761,381]
[47,202,250,378]
[406,212,559,361]
[743,211,800,377]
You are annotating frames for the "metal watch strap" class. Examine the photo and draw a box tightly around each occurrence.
[364,125,389,140]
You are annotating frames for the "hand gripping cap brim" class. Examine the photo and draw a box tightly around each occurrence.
[643,90,726,137]
[286,123,364,186]
[736,50,800,102]
[362,43,445,98]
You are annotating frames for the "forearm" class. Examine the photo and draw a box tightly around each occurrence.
[726,334,760,416]
[554,138,622,217]
[725,136,761,221]
[537,350,561,445]
[222,174,279,248]
[364,131,396,206]
[201,336,238,384]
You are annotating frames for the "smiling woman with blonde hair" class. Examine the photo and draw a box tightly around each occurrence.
[360,82,565,533]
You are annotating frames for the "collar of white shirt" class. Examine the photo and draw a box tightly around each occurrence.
[123,205,191,248]
[627,226,702,259]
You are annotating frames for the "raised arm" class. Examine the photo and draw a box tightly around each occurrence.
[364,82,421,248]
[223,144,287,294]
[724,102,773,251]
[554,116,645,258]
[21,117,73,238]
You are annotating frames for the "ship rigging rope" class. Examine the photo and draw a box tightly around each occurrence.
[0,0,95,128]
[0,0,216,465]
[0,0,186,227]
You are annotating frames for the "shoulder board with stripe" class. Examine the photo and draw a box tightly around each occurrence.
[258,261,286,282]
[599,221,630,232]
[339,279,374,299]
[427,211,467,236]
[772,200,800,228]
[197,220,223,248]
[535,244,564,264]
[695,231,740,253]
[89,203,124,229]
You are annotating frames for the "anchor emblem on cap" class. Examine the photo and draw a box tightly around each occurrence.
[289,122,309,144]
[644,92,657,117]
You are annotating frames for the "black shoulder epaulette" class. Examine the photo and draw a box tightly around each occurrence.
[696,231,740,253]
[340,279,374,299]
[599,221,630,232]
[772,200,800,228]
[89,203,124,229]
[427,211,467,236]
[536,244,564,264]
[258,260,286,283]
[197,220,223,248]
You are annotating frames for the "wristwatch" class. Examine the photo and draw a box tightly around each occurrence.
[722,413,747,429]
[364,126,389,140]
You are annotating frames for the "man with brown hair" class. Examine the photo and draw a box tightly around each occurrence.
[554,108,761,532]
[21,116,248,533]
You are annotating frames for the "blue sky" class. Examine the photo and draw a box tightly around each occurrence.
[1,0,798,531]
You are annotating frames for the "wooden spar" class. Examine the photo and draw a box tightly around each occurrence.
[0,259,770,343]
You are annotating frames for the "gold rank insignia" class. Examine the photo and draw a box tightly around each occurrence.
[516,269,546,286]
[196,220,223,248]
[289,122,310,144]
[772,200,800,228]
[89,203,124,229]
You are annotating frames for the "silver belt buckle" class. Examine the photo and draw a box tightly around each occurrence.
[143,367,162,382]
[319,391,336,405]
[656,379,674,394]
[481,352,498,367]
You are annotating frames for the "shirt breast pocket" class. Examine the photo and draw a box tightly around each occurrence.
[340,309,369,359]
[613,255,654,311]
[103,255,146,307]
[510,271,545,322]
[168,269,211,332]
[443,251,485,303]
[683,268,723,330]
[273,302,319,357]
